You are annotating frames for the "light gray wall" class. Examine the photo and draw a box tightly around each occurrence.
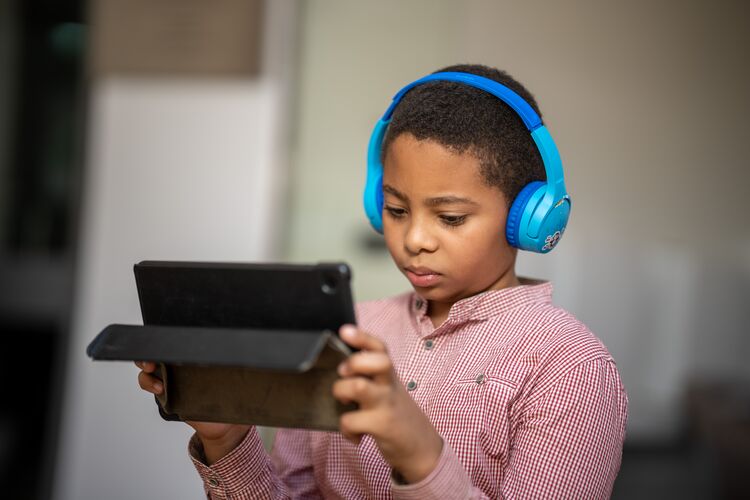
[53,2,298,499]
[285,0,750,442]
[285,0,465,297]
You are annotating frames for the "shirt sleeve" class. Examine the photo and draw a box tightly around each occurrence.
[501,357,628,499]
[389,440,489,499]
[188,427,319,499]
[271,429,322,499]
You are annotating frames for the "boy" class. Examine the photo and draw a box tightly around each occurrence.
[137,64,627,499]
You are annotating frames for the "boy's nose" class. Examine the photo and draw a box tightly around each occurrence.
[403,219,438,255]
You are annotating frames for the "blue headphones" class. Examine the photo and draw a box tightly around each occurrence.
[363,72,571,253]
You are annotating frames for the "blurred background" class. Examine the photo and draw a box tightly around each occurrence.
[0,0,748,498]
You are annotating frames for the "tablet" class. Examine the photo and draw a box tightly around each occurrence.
[134,260,357,333]
[87,261,359,430]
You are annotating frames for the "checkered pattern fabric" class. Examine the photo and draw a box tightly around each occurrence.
[189,279,628,499]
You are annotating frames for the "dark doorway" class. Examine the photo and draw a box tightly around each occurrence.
[0,0,86,498]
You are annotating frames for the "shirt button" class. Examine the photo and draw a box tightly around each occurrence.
[415,299,423,308]
[406,380,417,391]
[424,339,434,350]
[207,478,219,488]
[475,373,485,385]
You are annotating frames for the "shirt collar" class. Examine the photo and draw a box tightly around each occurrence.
[412,277,553,325]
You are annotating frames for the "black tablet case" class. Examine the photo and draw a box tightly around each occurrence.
[86,261,357,431]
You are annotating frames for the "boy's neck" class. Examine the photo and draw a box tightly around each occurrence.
[427,268,521,327]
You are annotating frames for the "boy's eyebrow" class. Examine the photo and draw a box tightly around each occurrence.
[383,185,479,207]
[383,185,408,201]
[425,195,479,207]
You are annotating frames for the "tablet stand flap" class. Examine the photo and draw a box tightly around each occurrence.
[87,323,334,373]
[154,334,355,431]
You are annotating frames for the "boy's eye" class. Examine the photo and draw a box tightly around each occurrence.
[385,206,407,218]
[440,214,467,226]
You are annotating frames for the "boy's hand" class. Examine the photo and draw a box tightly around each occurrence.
[135,361,250,464]
[333,325,443,484]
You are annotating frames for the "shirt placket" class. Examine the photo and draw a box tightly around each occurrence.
[403,297,450,405]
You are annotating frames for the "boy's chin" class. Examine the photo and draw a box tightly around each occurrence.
[411,281,495,305]
[410,284,460,303]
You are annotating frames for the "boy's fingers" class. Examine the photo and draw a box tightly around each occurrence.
[338,352,393,379]
[332,376,385,408]
[339,325,386,353]
[138,371,164,394]
[339,408,382,439]
[135,361,157,373]
[332,377,371,403]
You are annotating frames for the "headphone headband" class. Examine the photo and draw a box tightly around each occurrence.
[382,72,543,130]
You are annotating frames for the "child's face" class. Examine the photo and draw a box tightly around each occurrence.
[382,133,518,305]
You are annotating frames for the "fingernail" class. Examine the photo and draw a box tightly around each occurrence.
[340,325,357,338]
[337,362,347,376]
[154,382,163,393]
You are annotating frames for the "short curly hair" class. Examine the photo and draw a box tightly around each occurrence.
[381,64,546,206]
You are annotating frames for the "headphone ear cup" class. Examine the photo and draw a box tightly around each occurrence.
[364,120,389,234]
[375,172,384,229]
[506,181,545,248]
[363,169,384,233]
[536,196,570,253]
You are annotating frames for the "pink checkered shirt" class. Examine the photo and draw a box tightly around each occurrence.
[189,279,628,499]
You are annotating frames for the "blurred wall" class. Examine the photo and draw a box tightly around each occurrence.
[53,1,297,499]
[285,0,750,443]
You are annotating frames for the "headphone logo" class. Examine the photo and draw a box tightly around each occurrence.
[542,230,563,252]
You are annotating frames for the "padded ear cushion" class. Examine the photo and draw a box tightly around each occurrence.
[506,181,545,248]
[363,169,384,233]
[375,172,384,228]
[365,119,389,234]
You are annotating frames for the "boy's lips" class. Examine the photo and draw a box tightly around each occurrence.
[404,266,442,287]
